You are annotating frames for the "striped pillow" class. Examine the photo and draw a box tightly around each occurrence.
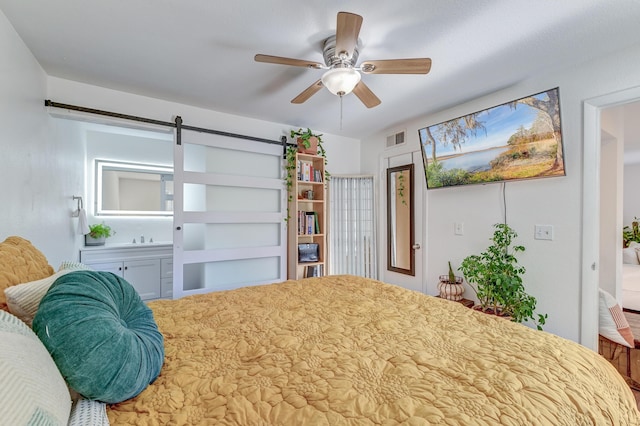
[5,263,90,327]
[0,310,71,425]
[5,269,74,327]
[599,288,635,347]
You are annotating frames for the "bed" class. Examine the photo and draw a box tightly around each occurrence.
[2,237,640,425]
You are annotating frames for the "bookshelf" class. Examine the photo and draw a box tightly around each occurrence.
[288,152,326,279]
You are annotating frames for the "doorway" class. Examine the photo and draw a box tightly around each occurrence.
[582,86,640,350]
[381,150,425,293]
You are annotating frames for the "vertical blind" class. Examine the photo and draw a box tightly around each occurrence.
[329,176,377,278]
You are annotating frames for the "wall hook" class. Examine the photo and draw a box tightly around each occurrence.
[72,195,83,217]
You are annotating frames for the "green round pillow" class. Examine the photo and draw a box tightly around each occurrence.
[33,270,164,403]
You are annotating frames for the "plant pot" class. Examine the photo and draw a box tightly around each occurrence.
[297,136,318,155]
[472,305,512,320]
[438,275,464,301]
[85,234,105,246]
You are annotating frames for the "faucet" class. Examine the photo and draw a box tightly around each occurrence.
[140,235,145,243]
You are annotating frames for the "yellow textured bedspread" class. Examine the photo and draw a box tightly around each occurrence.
[107,275,640,425]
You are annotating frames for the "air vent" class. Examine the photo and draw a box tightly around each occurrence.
[386,130,406,148]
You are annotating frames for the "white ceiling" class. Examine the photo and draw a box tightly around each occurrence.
[2,0,640,138]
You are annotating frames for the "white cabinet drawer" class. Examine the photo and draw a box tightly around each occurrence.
[161,278,173,299]
[80,245,173,301]
[161,257,173,279]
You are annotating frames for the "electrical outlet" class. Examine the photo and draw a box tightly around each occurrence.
[454,222,464,235]
[534,225,553,240]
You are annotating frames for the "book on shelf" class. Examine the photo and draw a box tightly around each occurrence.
[306,211,316,234]
[304,264,324,277]
[313,212,319,234]
[298,160,314,182]
[297,211,319,235]
[297,160,323,183]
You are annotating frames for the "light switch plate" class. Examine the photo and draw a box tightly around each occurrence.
[454,222,464,235]
[534,225,553,240]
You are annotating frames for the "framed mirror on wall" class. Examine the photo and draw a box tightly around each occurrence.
[387,164,415,276]
[95,160,174,216]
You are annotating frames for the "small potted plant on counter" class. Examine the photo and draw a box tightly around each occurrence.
[85,223,114,246]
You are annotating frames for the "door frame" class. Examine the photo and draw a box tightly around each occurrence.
[379,149,426,292]
[582,85,640,350]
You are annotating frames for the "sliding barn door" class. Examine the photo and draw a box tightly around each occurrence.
[172,129,287,298]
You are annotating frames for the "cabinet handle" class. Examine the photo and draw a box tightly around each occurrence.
[124,266,128,270]
[118,267,122,271]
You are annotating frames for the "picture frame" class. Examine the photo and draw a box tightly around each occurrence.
[418,87,565,189]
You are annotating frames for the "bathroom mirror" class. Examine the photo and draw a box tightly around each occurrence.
[95,160,173,216]
[387,164,415,275]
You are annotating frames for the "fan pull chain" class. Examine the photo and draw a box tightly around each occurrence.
[340,95,343,130]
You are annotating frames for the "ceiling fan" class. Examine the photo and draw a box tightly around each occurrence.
[254,11,432,108]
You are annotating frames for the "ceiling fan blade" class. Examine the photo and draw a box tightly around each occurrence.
[360,58,432,74]
[291,80,324,104]
[254,54,323,69]
[352,81,381,108]
[335,12,363,58]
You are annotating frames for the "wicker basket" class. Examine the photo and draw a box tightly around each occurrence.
[438,276,464,301]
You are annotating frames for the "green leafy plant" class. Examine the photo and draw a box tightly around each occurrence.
[397,172,406,205]
[623,216,640,247]
[290,128,323,150]
[88,223,114,239]
[459,223,547,330]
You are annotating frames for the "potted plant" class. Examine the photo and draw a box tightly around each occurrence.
[623,216,640,247]
[459,223,547,330]
[438,261,465,301]
[291,128,323,155]
[85,223,114,246]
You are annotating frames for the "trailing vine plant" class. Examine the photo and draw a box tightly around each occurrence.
[397,172,406,205]
[284,146,298,222]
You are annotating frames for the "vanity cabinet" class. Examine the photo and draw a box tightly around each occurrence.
[79,244,172,301]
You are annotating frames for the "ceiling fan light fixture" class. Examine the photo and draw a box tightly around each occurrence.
[321,68,361,96]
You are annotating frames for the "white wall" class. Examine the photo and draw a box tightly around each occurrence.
[0,11,85,267]
[361,43,640,342]
[624,164,640,226]
[598,132,622,298]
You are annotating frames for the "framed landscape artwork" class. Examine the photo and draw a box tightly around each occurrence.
[418,88,565,189]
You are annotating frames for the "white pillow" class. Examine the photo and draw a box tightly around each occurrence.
[623,241,640,264]
[5,269,74,326]
[5,262,91,326]
[0,310,71,425]
[599,288,635,347]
